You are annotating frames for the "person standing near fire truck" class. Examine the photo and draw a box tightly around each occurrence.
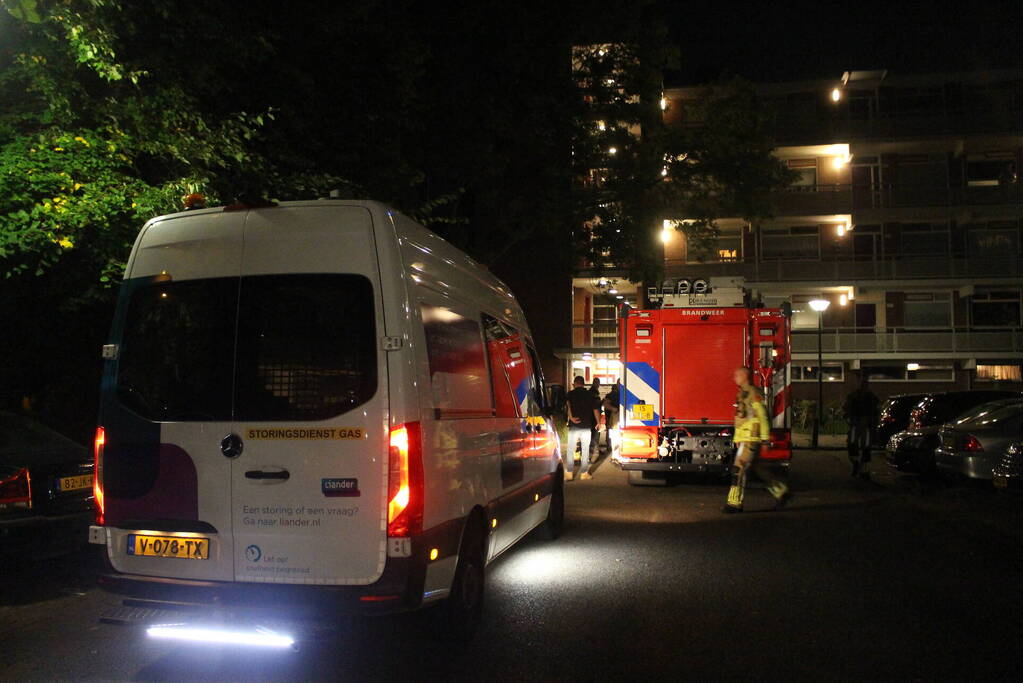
[566,375,600,481]
[723,367,792,513]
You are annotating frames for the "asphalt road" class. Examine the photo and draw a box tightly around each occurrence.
[4,451,1023,682]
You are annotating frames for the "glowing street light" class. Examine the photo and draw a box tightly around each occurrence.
[831,87,842,102]
[808,299,831,313]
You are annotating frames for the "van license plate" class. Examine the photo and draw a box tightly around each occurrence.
[127,534,209,560]
[58,474,93,491]
[632,405,654,421]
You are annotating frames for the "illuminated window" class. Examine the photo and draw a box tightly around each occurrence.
[977,364,1023,381]
[687,233,742,264]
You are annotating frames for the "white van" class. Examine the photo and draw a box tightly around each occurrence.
[90,200,564,639]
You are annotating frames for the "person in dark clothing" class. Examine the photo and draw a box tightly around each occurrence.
[565,375,600,480]
[843,375,880,479]
[602,383,620,457]
[589,378,602,457]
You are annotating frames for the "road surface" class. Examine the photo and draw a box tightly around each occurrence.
[3,450,1021,681]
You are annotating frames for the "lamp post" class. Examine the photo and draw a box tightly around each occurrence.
[808,298,831,449]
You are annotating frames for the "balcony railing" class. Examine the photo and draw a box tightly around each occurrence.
[666,256,1023,283]
[572,321,619,349]
[771,182,1023,215]
[792,327,1023,355]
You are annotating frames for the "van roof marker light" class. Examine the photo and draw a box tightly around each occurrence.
[146,625,295,649]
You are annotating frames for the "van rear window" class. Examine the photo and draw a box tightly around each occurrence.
[116,274,377,422]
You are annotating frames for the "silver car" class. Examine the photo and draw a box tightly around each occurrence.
[935,399,1023,480]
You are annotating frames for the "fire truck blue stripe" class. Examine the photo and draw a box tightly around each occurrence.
[626,362,660,392]
[622,386,659,426]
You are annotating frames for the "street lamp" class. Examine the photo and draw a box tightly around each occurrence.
[808,298,831,449]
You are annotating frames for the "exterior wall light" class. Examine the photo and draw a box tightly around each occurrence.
[831,87,842,102]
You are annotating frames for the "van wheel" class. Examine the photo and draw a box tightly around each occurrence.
[628,470,667,486]
[535,475,564,540]
[435,518,485,641]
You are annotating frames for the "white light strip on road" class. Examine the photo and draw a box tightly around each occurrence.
[146,625,295,648]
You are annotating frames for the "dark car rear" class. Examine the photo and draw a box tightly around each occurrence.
[876,394,927,447]
[0,412,94,558]
[885,391,1023,474]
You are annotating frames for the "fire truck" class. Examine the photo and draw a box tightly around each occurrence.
[611,277,793,486]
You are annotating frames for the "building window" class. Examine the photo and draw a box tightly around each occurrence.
[788,295,825,330]
[968,222,1020,258]
[865,364,954,381]
[787,158,817,191]
[687,233,742,263]
[591,299,618,344]
[972,289,1022,327]
[977,364,1023,381]
[792,364,844,382]
[966,155,1017,187]
[899,223,948,257]
[761,226,820,260]
[903,292,952,328]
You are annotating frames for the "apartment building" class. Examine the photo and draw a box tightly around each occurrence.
[564,68,1023,405]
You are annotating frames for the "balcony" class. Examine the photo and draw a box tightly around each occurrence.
[572,321,619,349]
[773,184,853,215]
[667,255,1023,284]
[772,182,1023,215]
[792,327,1023,356]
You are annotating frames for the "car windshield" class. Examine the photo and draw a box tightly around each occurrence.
[0,412,84,456]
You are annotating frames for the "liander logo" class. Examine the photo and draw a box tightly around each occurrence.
[322,478,360,497]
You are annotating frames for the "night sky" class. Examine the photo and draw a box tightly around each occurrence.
[664,0,1023,85]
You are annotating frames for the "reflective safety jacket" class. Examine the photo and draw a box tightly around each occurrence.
[734,385,769,443]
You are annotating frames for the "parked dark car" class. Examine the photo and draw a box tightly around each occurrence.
[992,442,1023,490]
[0,412,94,558]
[936,399,1023,480]
[885,391,1023,474]
[876,393,927,447]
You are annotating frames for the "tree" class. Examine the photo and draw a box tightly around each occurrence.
[570,38,796,283]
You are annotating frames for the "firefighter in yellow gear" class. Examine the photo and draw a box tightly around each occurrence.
[723,367,792,513]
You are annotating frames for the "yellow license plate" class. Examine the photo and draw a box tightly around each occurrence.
[127,534,209,560]
[632,404,654,421]
[58,474,93,491]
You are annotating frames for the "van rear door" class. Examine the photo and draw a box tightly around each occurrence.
[230,206,388,585]
[105,211,245,582]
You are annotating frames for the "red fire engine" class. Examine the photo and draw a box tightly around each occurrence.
[611,277,793,486]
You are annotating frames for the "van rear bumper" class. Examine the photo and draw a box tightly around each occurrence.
[98,518,465,617]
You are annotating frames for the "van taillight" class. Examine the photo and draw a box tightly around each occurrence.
[93,426,105,525]
[387,422,423,538]
[909,409,924,430]
[0,467,31,509]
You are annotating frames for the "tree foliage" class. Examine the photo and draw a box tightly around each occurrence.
[0,0,794,438]
[571,38,795,282]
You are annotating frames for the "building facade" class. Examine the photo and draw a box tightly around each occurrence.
[563,68,1023,406]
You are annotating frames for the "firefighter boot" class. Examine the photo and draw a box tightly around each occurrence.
[769,480,793,509]
[722,466,745,513]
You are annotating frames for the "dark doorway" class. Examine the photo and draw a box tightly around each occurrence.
[855,303,877,332]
